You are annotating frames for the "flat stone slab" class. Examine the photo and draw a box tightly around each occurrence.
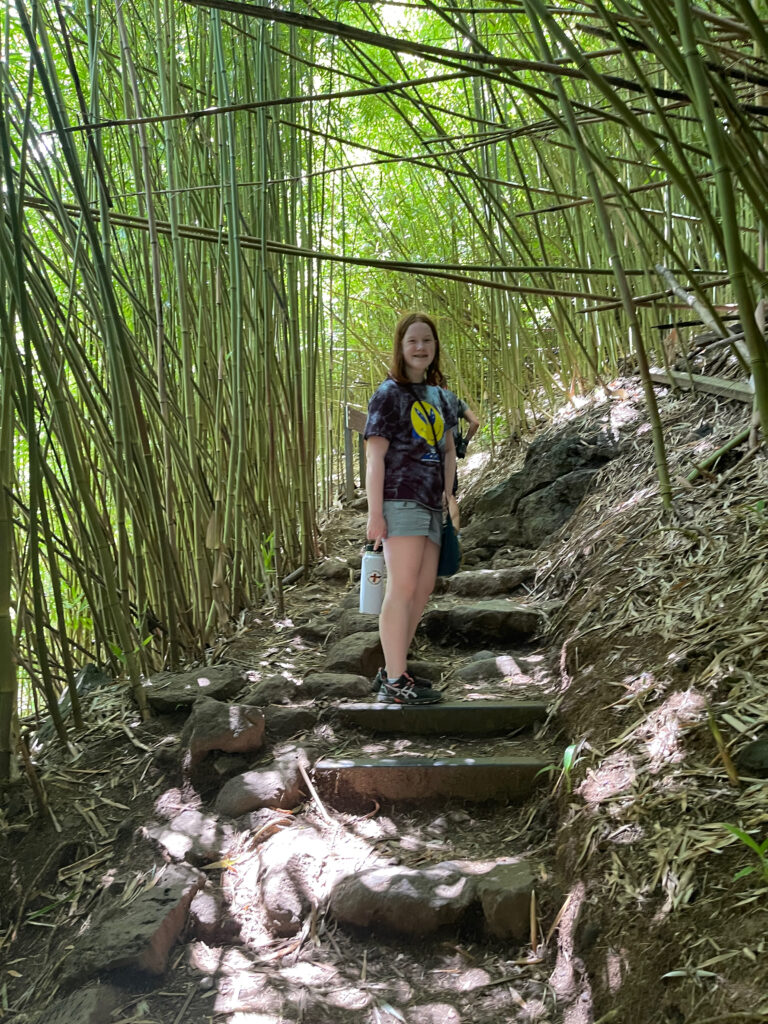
[336,700,547,735]
[421,600,547,646]
[314,755,549,806]
[446,567,536,598]
[142,664,250,713]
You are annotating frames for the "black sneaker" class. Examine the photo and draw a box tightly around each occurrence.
[377,674,443,705]
[370,667,433,692]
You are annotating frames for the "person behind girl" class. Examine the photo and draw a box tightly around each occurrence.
[441,388,480,530]
[364,312,457,705]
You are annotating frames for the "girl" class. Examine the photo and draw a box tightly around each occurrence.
[364,313,457,704]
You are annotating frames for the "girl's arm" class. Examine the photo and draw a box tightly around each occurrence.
[463,406,480,442]
[365,435,390,547]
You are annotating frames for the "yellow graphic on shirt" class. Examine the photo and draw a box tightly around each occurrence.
[410,400,444,445]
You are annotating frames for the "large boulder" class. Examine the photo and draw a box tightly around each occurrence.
[463,431,619,555]
[515,468,600,547]
[472,432,618,521]
[180,696,265,766]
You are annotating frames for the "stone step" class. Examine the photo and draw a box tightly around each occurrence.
[337,700,548,736]
[421,599,562,647]
[313,754,550,807]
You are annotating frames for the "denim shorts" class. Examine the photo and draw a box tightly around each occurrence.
[383,500,441,546]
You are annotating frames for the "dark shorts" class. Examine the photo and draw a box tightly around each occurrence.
[383,500,441,546]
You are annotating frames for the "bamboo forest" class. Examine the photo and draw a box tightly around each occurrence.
[4,1,768,1021]
[4,0,768,769]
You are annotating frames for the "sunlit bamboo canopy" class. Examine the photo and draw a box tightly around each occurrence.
[2,0,768,772]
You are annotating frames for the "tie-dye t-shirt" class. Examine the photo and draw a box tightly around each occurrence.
[364,378,457,510]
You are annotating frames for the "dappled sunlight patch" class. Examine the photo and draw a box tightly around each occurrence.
[278,961,339,987]
[601,948,629,994]
[187,939,227,975]
[228,1014,283,1024]
[451,966,493,991]
[548,881,591,1012]
[408,1002,461,1024]
[322,985,372,1010]
[638,688,707,771]
[577,754,637,806]
[154,786,199,819]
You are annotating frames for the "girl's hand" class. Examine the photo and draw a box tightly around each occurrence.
[367,513,387,549]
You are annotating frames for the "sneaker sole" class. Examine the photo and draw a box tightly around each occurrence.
[377,692,443,706]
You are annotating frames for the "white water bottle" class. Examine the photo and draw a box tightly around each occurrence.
[359,543,385,614]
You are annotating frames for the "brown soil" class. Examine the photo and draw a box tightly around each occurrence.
[2,375,768,1024]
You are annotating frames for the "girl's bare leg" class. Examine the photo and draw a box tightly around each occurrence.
[406,538,440,649]
[380,535,439,679]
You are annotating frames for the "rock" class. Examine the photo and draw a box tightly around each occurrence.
[313,557,351,580]
[491,547,538,569]
[241,673,299,707]
[212,754,250,777]
[330,863,474,936]
[422,600,544,646]
[446,567,536,598]
[330,859,534,940]
[258,827,345,937]
[472,432,618,520]
[65,867,201,980]
[461,514,526,554]
[473,861,535,940]
[735,737,768,777]
[39,982,123,1024]
[455,655,529,684]
[142,809,234,866]
[188,889,242,945]
[407,659,444,684]
[462,431,618,554]
[336,609,381,636]
[214,746,312,816]
[515,468,598,547]
[180,697,265,767]
[461,546,496,567]
[323,631,383,677]
[408,1005,461,1024]
[295,617,338,642]
[462,469,598,553]
[142,665,250,713]
[236,806,286,832]
[300,672,371,700]
[264,705,319,737]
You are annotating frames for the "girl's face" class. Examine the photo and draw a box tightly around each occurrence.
[401,321,436,382]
